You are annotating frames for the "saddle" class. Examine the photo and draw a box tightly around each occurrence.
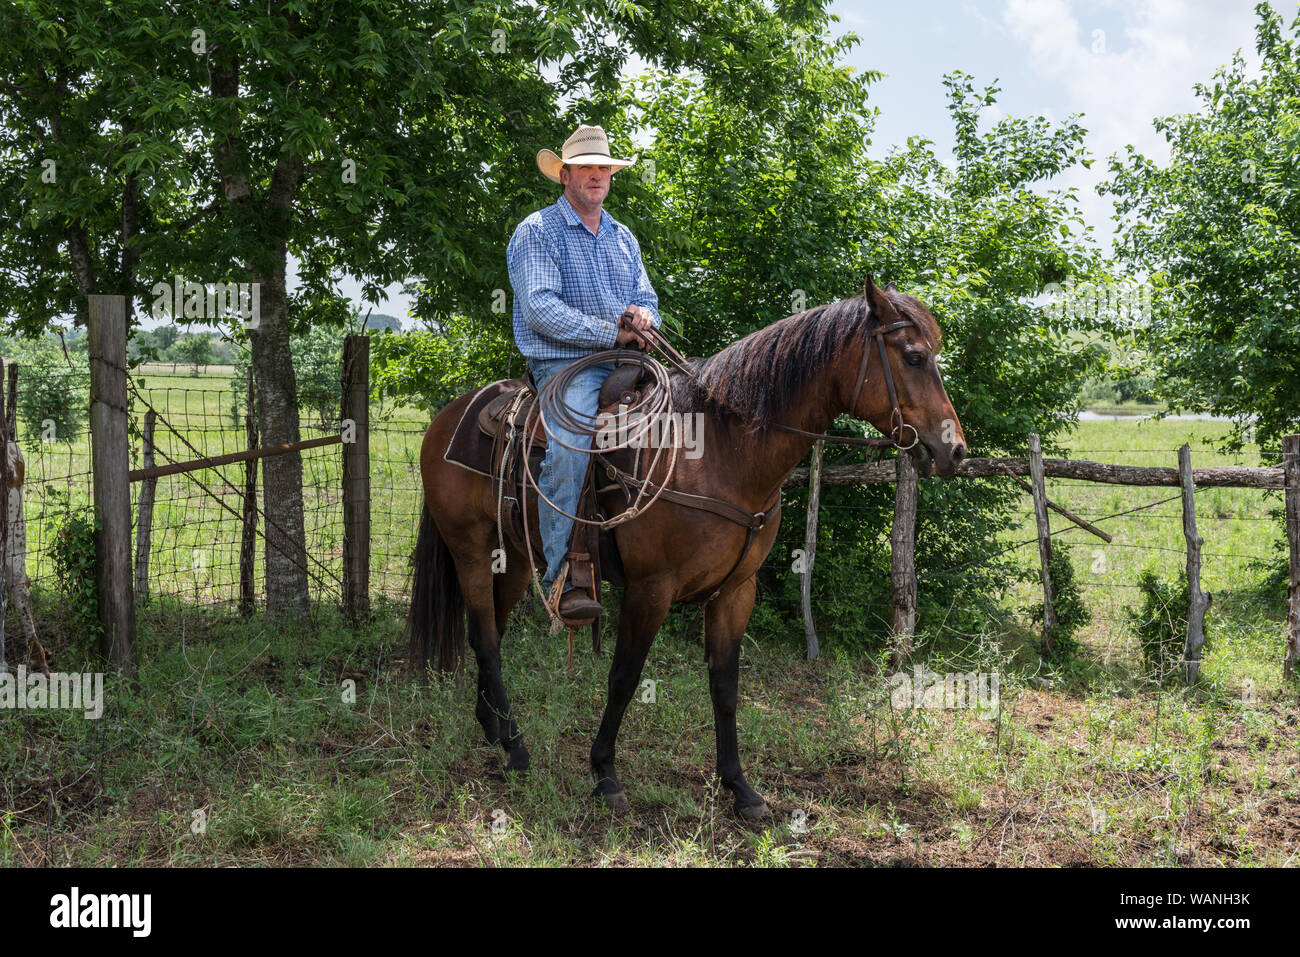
[475,362,650,444]
[444,356,652,628]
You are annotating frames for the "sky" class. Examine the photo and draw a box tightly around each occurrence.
[332,0,1274,326]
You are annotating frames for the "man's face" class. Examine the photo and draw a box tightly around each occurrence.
[561,163,612,208]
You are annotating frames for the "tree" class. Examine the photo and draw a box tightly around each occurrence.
[609,56,1107,642]
[1104,2,1300,449]
[170,333,215,375]
[0,0,195,334]
[4,0,818,617]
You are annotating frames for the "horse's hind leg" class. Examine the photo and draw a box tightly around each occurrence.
[705,576,769,821]
[590,580,671,811]
[493,547,531,637]
[456,551,531,773]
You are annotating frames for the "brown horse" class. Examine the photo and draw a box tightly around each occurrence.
[409,279,966,819]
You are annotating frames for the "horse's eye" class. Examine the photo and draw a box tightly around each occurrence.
[906,351,925,366]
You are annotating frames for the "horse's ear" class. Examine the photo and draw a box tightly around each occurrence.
[862,275,890,317]
[884,281,898,293]
[862,275,879,313]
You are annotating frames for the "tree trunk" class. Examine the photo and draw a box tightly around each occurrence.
[250,265,308,618]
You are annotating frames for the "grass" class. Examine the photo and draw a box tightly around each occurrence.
[2,385,1296,867]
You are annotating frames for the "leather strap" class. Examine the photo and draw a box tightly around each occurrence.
[597,455,773,530]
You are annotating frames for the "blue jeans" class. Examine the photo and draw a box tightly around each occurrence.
[529,357,615,593]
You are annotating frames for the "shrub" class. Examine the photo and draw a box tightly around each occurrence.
[50,504,101,659]
[3,335,89,443]
[1127,567,1200,681]
[1032,545,1092,660]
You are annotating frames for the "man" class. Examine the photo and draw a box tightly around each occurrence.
[506,124,660,622]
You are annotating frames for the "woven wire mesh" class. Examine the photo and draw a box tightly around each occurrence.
[14,365,400,619]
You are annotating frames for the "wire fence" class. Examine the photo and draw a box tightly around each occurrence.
[16,367,432,618]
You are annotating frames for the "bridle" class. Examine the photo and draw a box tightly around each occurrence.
[842,303,921,452]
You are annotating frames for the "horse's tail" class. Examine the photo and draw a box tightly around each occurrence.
[407,506,465,678]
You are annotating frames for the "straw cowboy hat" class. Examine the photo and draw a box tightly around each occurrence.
[536,124,636,184]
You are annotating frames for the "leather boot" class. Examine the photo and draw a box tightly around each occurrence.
[558,589,602,622]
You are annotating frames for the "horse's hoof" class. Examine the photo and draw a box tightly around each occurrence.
[505,751,530,773]
[598,789,630,813]
[736,801,770,823]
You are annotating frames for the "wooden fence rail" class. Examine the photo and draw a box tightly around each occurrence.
[785,433,1300,683]
[785,457,1285,489]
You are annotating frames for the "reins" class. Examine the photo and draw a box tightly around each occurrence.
[630,294,922,452]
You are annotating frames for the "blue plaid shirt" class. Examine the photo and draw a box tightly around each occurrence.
[507,194,660,360]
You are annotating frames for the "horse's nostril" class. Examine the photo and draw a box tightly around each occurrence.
[953,443,967,463]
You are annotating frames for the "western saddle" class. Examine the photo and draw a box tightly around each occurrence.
[477,358,651,630]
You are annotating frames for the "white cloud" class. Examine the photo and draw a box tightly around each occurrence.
[1001,0,1263,250]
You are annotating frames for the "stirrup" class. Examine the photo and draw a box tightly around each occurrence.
[544,561,597,632]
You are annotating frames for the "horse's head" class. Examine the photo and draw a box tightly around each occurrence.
[846,279,967,478]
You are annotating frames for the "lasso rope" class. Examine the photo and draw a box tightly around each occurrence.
[520,347,681,529]
[515,320,685,631]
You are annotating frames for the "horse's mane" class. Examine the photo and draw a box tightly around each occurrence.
[671,291,942,430]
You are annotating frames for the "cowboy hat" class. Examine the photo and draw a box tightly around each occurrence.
[536,124,636,184]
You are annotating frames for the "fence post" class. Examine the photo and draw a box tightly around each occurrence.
[1028,433,1056,653]
[800,440,823,661]
[133,409,157,605]
[240,366,257,615]
[890,450,918,669]
[342,334,370,621]
[1179,443,1211,683]
[6,361,16,436]
[88,294,137,677]
[1284,434,1300,677]
[0,359,8,672]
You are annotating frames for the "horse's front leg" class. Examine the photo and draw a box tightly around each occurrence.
[590,580,671,811]
[705,575,769,821]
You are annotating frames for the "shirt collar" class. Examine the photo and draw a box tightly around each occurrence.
[557,193,608,236]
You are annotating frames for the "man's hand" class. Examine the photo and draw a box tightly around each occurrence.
[616,305,654,349]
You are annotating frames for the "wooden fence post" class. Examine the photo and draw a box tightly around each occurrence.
[890,450,918,669]
[1284,434,1300,677]
[1179,443,1211,683]
[0,359,8,672]
[342,334,370,621]
[801,440,823,661]
[88,294,137,677]
[133,409,157,605]
[1028,433,1056,652]
[6,362,16,436]
[240,366,257,616]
